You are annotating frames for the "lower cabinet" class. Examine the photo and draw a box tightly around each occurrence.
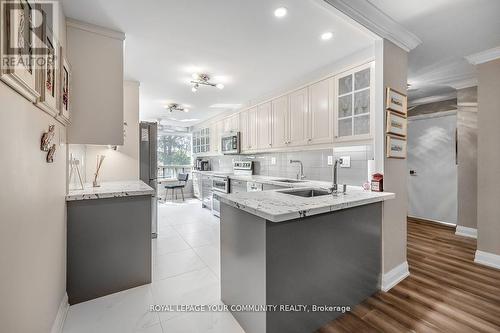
[67,195,152,305]
[201,175,213,209]
[192,173,202,199]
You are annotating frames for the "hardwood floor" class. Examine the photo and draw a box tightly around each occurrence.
[316,217,500,333]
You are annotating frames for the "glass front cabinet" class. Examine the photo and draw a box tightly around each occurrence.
[334,62,374,142]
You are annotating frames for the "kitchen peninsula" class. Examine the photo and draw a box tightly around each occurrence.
[66,181,154,305]
[217,186,394,333]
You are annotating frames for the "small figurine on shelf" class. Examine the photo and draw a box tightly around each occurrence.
[93,155,106,187]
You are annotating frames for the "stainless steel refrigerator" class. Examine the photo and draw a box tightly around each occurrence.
[139,122,158,238]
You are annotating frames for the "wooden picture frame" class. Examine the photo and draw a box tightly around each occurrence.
[386,135,407,159]
[58,48,71,124]
[0,0,41,102]
[35,13,59,117]
[386,111,407,138]
[386,87,407,116]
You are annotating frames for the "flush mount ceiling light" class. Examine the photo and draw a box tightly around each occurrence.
[321,31,333,41]
[274,7,287,18]
[165,103,189,113]
[190,73,224,92]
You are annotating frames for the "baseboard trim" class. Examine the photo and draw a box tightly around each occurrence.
[50,293,69,333]
[407,215,456,227]
[455,225,478,239]
[381,261,409,292]
[475,250,500,270]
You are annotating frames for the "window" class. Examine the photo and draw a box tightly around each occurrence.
[157,133,192,178]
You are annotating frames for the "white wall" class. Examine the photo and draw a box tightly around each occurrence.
[70,81,140,183]
[0,86,67,333]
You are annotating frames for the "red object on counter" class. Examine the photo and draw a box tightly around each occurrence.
[371,173,384,192]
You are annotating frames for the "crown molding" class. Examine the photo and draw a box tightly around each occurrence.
[66,18,126,41]
[466,46,500,65]
[449,77,478,90]
[323,0,421,51]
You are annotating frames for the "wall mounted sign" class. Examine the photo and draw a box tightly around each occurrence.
[386,111,407,138]
[386,87,408,116]
[386,135,407,159]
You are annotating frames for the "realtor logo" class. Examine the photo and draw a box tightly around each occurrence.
[1,0,59,70]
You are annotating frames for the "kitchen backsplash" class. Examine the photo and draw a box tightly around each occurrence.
[206,145,373,186]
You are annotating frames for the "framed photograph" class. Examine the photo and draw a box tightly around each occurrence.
[386,111,407,137]
[0,0,41,102]
[36,15,59,117]
[386,87,407,116]
[386,135,407,159]
[58,49,71,124]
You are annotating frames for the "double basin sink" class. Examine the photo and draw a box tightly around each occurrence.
[272,179,332,198]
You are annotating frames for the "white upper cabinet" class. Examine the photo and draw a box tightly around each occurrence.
[66,20,125,145]
[334,63,374,142]
[309,78,334,145]
[240,110,249,151]
[272,95,289,148]
[257,102,272,149]
[210,121,221,153]
[247,107,258,151]
[288,88,309,147]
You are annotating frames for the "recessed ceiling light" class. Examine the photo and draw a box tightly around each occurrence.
[216,83,225,90]
[321,31,333,41]
[274,7,287,18]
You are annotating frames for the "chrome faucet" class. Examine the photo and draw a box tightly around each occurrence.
[289,160,306,180]
[329,159,346,196]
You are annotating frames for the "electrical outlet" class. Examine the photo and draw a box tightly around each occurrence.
[271,157,277,165]
[340,156,351,168]
[327,156,334,166]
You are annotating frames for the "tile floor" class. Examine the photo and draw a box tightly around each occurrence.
[63,199,246,333]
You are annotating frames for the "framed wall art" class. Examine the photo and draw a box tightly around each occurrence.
[58,48,71,124]
[386,111,407,137]
[386,135,407,159]
[36,14,59,117]
[386,87,407,116]
[0,0,41,102]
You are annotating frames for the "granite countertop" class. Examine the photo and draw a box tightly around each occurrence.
[66,180,154,201]
[217,187,395,222]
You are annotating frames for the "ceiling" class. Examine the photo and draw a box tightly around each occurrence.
[367,0,500,104]
[61,0,376,127]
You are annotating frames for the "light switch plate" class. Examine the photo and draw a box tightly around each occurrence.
[327,156,334,166]
[340,156,351,168]
[271,157,277,165]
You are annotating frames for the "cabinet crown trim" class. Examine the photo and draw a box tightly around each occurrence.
[67,19,126,41]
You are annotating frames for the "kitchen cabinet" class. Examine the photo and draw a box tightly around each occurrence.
[241,107,257,152]
[192,127,210,154]
[309,78,334,145]
[192,172,202,199]
[288,88,310,147]
[272,95,289,148]
[66,20,125,145]
[257,102,272,150]
[223,114,240,133]
[335,63,374,142]
[201,175,213,209]
[210,122,222,154]
[230,179,247,194]
[240,110,249,152]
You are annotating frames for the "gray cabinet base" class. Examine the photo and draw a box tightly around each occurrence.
[67,195,152,305]
[221,202,382,333]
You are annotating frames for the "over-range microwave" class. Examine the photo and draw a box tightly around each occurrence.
[221,132,240,155]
